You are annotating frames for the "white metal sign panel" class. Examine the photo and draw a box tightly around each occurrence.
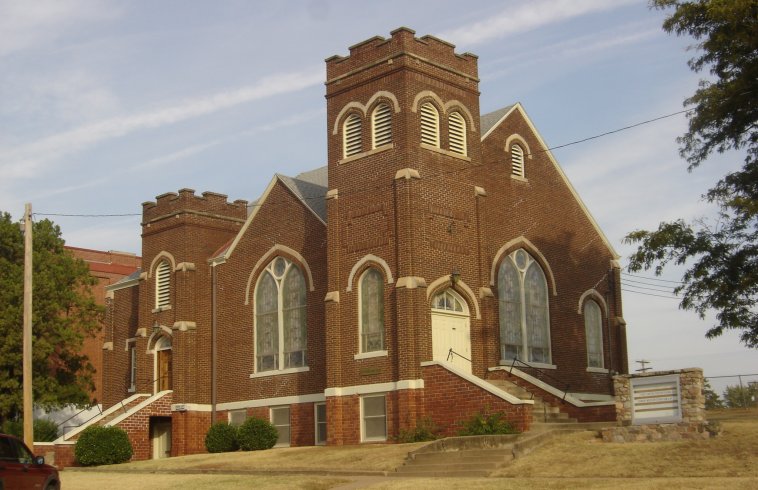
[630,374,682,425]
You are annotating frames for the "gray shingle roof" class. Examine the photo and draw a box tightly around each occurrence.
[480,105,515,137]
[278,173,328,223]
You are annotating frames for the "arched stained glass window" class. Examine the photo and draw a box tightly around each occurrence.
[498,249,551,364]
[584,300,604,368]
[255,257,307,372]
[360,268,384,352]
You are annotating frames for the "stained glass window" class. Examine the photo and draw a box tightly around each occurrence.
[360,268,384,352]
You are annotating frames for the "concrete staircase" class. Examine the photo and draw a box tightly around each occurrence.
[393,379,612,477]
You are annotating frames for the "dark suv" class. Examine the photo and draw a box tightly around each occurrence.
[0,433,59,490]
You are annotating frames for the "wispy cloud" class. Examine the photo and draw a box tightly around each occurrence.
[0,0,119,56]
[0,67,324,177]
[439,0,638,47]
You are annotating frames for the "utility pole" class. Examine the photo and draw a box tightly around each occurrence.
[635,359,652,373]
[23,203,33,448]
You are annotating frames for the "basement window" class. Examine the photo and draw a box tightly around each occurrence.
[361,394,387,442]
[271,406,291,447]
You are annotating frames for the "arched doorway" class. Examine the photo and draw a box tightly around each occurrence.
[153,336,172,392]
[431,289,471,373]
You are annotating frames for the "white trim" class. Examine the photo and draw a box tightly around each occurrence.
[331,90,401,135]
[500,361,556,370]
[250,366,310,378]
[338,143,393,164]
[425,277,481,320]
[488,366,615,407]
[107,390,173,427]
[587,366,610,374]
[105,277,139,292]
[217,393,326,411]
[354,350,388,360]
[57,393,147,441]
[488,104,619,259]
[246,244,316,303]
[490,237,557,296]
[421,361,532,405]
[148,251,176,279]
[346,254,394,292]
[360,393,387,442]
[324,379,424,398]
[572,392,614,402]
[577,289,608,316]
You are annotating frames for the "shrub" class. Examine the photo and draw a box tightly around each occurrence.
[457,410,518,436]
[397,417,438,443]
[237,417,278,451]
[1,418,59,442]
[74,426,133,466]
[205,422,239,453]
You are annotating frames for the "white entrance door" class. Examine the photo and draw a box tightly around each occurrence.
[151,419,171,459]
[431,289,471,373]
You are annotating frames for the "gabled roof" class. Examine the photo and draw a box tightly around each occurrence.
[211,170,327,264]
[480,105,515,139]
[105,269,141,292]
[278,173,327,222]
[481,103,620,260]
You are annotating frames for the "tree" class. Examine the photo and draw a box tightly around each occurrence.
[0,212,102,424]
[703,379,725,409]
[625,1,758,347]
[722,383,758,408]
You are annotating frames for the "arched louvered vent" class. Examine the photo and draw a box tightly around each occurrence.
[343,114,362,157]
[449,111,467,155]
[420,102,439,147]
[511,144,525,177]
[156,260,171,308]
[372,103,392,149]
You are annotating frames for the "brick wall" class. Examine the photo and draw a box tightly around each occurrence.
[422,364,532,436]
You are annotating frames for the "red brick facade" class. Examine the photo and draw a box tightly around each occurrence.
[97,27,627,462]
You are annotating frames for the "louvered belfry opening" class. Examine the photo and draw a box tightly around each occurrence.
[156,260,171,308]
[372,103,392,149]
[448,111,466,155]
[511,144,525,177]
[343,113,362,157]
[420,102,440,147]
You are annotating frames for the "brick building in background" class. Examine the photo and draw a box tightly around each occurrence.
[64,247,141,402]
[53,28,629,463]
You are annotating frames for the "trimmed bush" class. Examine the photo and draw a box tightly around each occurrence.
[397,417,438,443]
[237,417,278,451]
[205,422,239,453]
[74,426,133,466]
[457,410,518,436]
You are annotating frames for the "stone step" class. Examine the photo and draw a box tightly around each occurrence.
[411,448,512,463]
[397,461,503,472]
[391,468,493,478]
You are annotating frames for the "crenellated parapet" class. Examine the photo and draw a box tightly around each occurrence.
[142,188,248,224]
[325,27,478,84]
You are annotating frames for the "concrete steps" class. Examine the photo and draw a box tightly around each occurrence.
[394,448,513,477]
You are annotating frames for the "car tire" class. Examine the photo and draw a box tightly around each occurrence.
[44,478,59,490]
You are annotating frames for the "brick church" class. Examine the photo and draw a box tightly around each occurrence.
[59,28,629,461]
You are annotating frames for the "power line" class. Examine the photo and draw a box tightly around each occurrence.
[621,282,677,294]
[621,277,679,291]
[621,272,684,284]
[621,287,679,300]
[28,106,692,218]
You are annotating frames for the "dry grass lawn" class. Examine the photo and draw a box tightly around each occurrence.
[60,409,758,489]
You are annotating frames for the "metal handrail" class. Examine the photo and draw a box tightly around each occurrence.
[61,375,169,436]
[447,348,471,363]
[508,357,571,402]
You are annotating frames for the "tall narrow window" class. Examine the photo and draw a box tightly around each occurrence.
[448,111,467,155]
[361,394,387,441]
[315,403,327,445]
[343,113,362,158]
[511,144,525,177]
[584,300,604,368]
[155,260,171,308]
[128,343,137,391]
[420,102,439,147]
[255,257,308,373]
[360,268,384,352]
[371,103,392,149]
[498,249,551,364]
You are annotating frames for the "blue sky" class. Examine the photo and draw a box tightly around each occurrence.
[1,0,753,393]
